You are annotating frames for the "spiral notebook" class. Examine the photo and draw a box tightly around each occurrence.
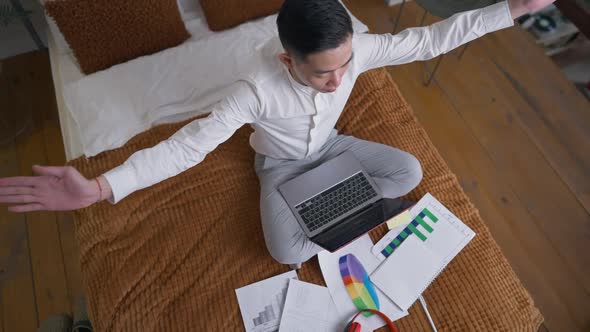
[369,193,475,311]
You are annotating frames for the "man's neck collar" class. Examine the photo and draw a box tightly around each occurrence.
[287,67,307,87]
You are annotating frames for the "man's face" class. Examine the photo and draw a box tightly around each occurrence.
[279,35,353,93]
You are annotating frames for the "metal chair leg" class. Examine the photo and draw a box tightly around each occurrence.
[423,53,444,86]
[418,9,442,86]
[419,7,428,26]
[9,0,45,50]
[416,9,468,86]
[457,42,469,59]
[391,0,406,34]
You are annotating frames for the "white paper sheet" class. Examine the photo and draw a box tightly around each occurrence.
[318,235,408,332]
[371,193,475,311]
[278,279,346,332]
[235,270,298,332]
[371,236,444,310]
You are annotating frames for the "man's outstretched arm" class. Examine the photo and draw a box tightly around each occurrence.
[0,81,260,212]
[356,0,555,71]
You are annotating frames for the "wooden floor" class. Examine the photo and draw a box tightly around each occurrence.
[0,51,83,332]
[0,1,589,331]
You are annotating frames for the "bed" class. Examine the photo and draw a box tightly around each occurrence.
[47,1,544,331]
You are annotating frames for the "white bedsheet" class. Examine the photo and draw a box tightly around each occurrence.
[48,4,368,159]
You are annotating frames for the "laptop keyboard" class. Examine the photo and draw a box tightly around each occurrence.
[295,172,378,232]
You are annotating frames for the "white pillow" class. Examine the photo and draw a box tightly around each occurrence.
[63,8,369,157]
[177,0,201,15]
[45,15,71,55]
[177,0,204,21]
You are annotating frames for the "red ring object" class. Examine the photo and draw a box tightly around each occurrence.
[345,309,398,332]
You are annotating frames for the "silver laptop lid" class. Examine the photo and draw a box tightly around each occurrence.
[278,151,382,237]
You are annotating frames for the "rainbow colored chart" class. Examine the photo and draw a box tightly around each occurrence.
[339,254,380,317]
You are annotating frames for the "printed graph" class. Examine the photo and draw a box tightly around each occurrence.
[339,253,380,317]
[252,285,288,331]
[380,207,439,258]
[370,193,475,311]
[236,270,297,332]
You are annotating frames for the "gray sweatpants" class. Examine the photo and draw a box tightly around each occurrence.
[254,130,423,265]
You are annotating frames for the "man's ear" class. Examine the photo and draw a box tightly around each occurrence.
[278,52,294,68]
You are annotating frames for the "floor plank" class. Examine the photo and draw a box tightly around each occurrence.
[0,143,38,332]
[10,51,71,325]
[538,323,551,332]
[472,29,590,214]
[54,212,83,313]
[43,90,84,312]
[0,54,39,332]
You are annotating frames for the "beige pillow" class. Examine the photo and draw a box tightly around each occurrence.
[44,0,190,74]
[199,0,284,31]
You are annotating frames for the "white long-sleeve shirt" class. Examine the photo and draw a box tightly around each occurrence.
[103,1,513,203]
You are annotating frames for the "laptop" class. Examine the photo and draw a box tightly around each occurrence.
[278,151,412,252]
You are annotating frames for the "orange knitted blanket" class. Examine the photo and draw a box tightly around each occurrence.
[69,68,543,331]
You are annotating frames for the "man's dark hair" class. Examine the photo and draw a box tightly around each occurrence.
[277,0,353,61]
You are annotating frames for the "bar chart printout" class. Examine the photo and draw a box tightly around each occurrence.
[380,207,439,258]
[370,193,476,310]
[236,270,298,332]
[252,286,287,327]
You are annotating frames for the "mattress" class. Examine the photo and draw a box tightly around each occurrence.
[48,33,84,162]
[68,68,543,331]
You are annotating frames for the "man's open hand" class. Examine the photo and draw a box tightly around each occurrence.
[0,165,100,212]
[509,0,555,19]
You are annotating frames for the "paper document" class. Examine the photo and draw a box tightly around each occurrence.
[236,270,298,332]
[318,235,408,331]
[278,279,345,332]
[370,193,475,310]
[371,236,444,310]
